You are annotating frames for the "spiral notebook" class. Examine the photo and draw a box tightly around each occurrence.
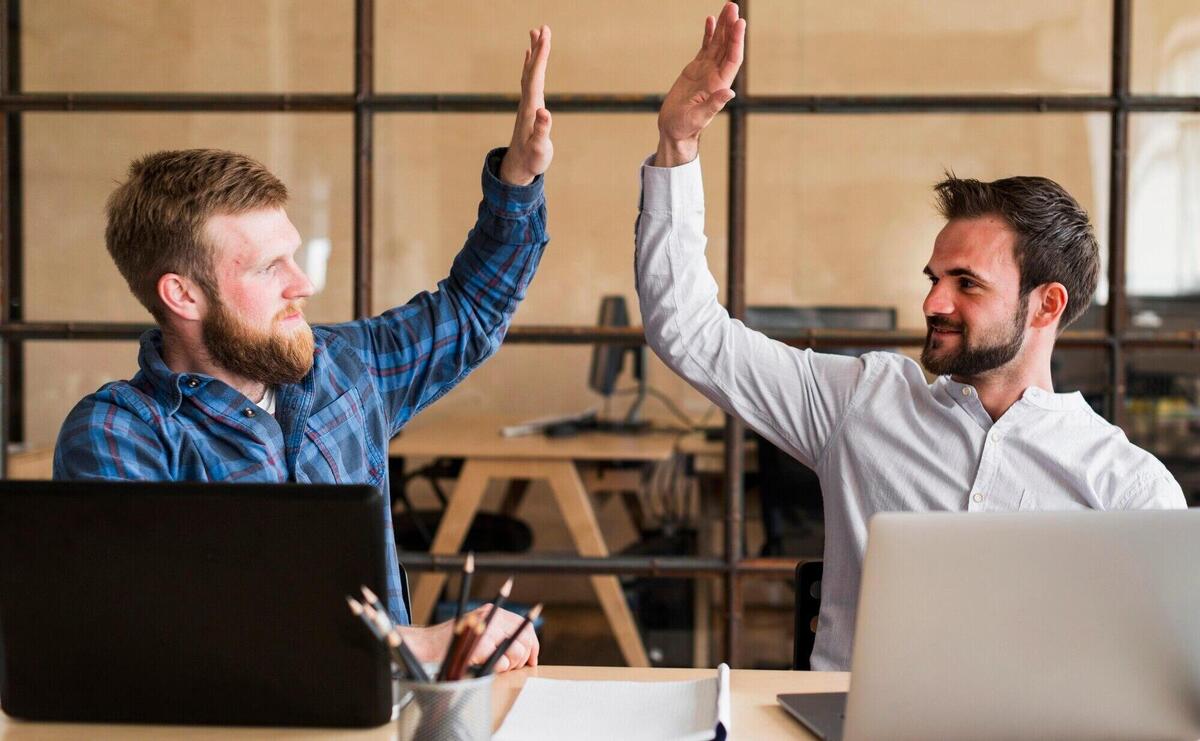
[494,664,731,741]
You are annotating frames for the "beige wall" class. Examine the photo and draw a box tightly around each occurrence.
[18,1,1190,449]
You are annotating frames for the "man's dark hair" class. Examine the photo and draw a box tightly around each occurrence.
[933,174,1099,331]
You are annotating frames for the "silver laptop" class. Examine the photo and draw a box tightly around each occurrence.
[779,510,1200,740]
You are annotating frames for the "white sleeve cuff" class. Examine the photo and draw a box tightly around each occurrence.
[639,154,705,213]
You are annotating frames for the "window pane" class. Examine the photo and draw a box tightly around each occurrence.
[376,1,702,94]
[1127,114,1200,331]
[1124,350,1200,504]
[751,1,1110,95]
[1132,0,1200,95]
[23,341,140,450]
[23,113,354,324]
[746,114,1111,331]
[23,0,353,93]
[372,113,728,324]
[394,344,717,434]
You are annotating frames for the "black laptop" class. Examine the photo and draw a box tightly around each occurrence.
[0,480,393,727]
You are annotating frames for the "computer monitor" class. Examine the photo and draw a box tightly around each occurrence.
[587,295,647,430]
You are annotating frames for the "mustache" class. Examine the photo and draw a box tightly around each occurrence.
[926,316,963,332]
[275,299,307,322]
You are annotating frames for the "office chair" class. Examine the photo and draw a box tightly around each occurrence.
[793,559,824,671]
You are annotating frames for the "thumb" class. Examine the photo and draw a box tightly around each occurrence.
[705,88,736,115]
[533,108,552,138]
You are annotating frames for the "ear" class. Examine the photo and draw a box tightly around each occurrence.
[1029,282,1068,331]
[156,272,209,323]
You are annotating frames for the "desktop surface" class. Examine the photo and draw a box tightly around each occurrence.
[0,666,849,739]
[389,414,677,462]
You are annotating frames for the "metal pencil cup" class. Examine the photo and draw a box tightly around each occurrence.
[395,672,494,741]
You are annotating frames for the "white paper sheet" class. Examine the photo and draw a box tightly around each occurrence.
[494,664,731,741]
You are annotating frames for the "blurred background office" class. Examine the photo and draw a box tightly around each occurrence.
[4,1,1200,669]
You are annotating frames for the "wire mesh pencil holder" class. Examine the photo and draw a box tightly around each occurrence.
[395,670,493,741]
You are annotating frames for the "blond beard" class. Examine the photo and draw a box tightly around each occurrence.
[201,298,314,385]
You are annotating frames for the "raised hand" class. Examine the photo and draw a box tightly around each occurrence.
[499,26,553,186]
[656,3,746,167]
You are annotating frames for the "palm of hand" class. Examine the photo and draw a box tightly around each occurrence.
[657,4,745,145]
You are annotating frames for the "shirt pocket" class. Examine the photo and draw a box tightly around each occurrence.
[304,387,386,487]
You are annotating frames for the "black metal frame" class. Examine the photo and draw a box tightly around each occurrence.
[1,0,1195,667]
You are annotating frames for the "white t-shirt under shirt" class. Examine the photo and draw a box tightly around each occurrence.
[634,154,1187,671]
[255,386,277,416]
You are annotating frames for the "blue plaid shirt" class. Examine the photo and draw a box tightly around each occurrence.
[54,148,548,626]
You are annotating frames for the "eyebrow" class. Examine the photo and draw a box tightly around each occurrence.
[924,265,990,286]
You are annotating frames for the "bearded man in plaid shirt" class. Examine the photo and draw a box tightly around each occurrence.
[54,28,555,674]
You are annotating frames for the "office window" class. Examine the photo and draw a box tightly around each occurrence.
[1132,0,1200,96]
[22,0,353,93]
[373,113,727,324]
[1127,113,1200,330]
[23,342,140,449]
[751,1,1110,95]
[746,114,1111,330]
[376,0,703,94]
[23,113,354,324]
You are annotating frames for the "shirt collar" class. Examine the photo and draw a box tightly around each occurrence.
[935,374,1090,413]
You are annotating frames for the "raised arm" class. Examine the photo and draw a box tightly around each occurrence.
[328,28,554,434]
[637,4,862,468]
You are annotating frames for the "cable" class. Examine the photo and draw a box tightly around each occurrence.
[611,385,706,430]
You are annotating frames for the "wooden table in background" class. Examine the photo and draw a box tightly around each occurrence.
[0,666,849,739]
[389,416,681,668]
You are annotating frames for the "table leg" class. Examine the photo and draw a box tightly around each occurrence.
[409,458,492,625]
[545,462,651,667]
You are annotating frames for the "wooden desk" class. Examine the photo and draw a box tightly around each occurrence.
[0,666,849,739]
[389,416,680,667]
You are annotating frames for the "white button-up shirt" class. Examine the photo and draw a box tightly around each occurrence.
[635,155,1187,671]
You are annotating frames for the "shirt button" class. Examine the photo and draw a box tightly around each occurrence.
[961,387,971,397]
[972,492,984,503]
[186,378,200,389]
[243,408,256,418]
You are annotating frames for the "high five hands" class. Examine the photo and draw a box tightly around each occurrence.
[656,3,746,168]
[499,26,554,186]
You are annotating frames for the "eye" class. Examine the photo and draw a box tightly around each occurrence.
[926,275,938,284]
[959,277,977,290]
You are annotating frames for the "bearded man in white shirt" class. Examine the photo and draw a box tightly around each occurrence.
[636,3,1187,671]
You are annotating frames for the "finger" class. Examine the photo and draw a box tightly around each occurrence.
[700,15,716,52]
[505,637,531,670]
[532,108,552,139]
[707,88,736,115]
[495,655,510,673]
[719,18,746,83]
[527,632,541,666]
[529,25,551,110]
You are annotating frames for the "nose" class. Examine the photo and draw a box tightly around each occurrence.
[284,260,315,300]
[922,280,954,318]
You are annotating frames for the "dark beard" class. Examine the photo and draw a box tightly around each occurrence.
[201,299,314,385]
[920,294,1028,377]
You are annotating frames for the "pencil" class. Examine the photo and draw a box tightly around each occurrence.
[386,629,431,683]
[346,596,386,640]
[449,616,488,681]
[459,576,513,677]
[480,576,514,635]
[437,617,468,682]
[454,552,475,625]
[476,603,542,677]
